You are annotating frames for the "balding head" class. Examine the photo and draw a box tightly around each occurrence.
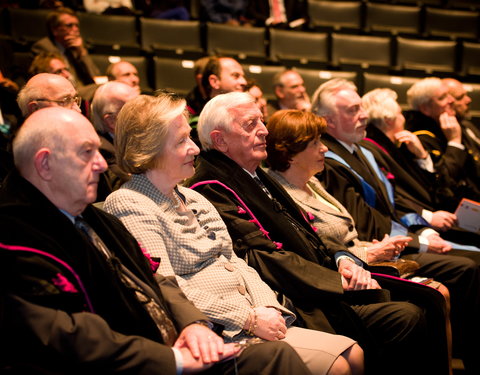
[91,81,139,134]
[17,73,81,117]
[443,78,472,120]
[106,61,140,92]
[13,107,107,216]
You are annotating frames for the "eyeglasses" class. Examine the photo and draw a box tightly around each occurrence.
[35,95,82,108]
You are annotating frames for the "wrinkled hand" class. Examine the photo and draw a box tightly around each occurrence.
[425,233,452,254]
[394,130,428,159]
[338,259,381,290]
[439,112,462,143]
[366,234,412,262]
[244,307,287,341]
[174,323,232,367]
[64,35,87,57]
[178,343,240,374]
[430,211,457,231]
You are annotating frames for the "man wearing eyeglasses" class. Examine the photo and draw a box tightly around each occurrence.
[17,73,82,119]
[31,7,100,87]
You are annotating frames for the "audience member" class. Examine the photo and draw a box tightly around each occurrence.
[443,77,480,146]
[404,77,480,202]
[311,78,480,374]
[0,106,310,374]
[31,7,100,87]
[200,0,249,25]
[83,0,135,15]
[104,92,364,375]
[185,56,211,119]
[264,108,453,373]
[91,81,138,192]
[361,88,480,247]
[106,61,142,95]
[186,91,442,375]
[246,0,308,28]
[17,73,81,119]
[136,0,190,20]
[267,69,311,118]
[245,78,268,120]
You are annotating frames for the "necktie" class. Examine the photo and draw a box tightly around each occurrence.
[253,176,273,199]
[75,217,178,345]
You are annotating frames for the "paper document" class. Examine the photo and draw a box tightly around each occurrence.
[455,198,480,234]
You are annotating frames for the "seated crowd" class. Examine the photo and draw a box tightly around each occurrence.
[1,6,480,375]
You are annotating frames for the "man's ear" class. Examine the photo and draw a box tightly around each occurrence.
[419,102,431,117]
[27,101,39,114]
[324,115,336,130]
[34,148,53,181]
[209,74,220,90]
[103,113,115,132]
[210,130,228,153]
[274,85,285,100]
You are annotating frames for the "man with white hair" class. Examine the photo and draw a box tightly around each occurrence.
[404,77,480,202]
[91,81,139,192]
[186,91,446,375]
[0,106,309,375]
[312,78,480,375]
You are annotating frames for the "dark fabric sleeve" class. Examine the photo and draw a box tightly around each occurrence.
[320,160,393,242]
[5,294,177,374]
[192,182,345,303]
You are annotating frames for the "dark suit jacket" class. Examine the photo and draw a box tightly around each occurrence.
[31,37,100,86]
[0,170,206,373]
[404,109,480,202]
[320,133,423,252]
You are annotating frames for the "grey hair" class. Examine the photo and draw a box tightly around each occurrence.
[407,77,443,110]
[362,88,399,130]
[311,78,357,117]
[197,92,256,150]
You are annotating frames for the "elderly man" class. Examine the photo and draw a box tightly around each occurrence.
[312,79,480,375]
[267,69,311,118]
[186,91,448,375]
[31,7,100,87]
[404,77,480,202]
[91,81,138,192]
[0,106,310,375]
[16,72,81,119]
[106,61,141,95]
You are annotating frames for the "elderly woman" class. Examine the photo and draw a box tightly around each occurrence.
[103,93,363,375]
[265,109,411,264]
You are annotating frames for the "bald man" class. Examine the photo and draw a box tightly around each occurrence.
[0,106,309,374]
[106,61,141,94]
[16,73,82,118]
[91,81,139,191]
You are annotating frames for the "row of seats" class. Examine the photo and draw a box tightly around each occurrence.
[3,7,480,81]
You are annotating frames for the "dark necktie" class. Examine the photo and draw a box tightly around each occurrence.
[75,217,178,345]
[253,176,273,199]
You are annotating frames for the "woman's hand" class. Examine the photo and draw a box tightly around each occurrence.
[244,307,287,341]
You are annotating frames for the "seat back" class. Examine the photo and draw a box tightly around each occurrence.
[206,23,267,64]
[242,64,285,101]
[295,68,359,98]
[269,28,328,67]
[78,12,140,55]
[8,8,50,48]
[424,7,479,40]
[461,41,480,76]
[364,3,421,36]
[331,33,392,70]
[395,36,457,74]
[139,18,204,59]
[153,57,196,95]
[308,0,362,32]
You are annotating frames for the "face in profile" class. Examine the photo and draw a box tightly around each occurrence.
[289,136,328,176]
[48,116,107,215]
[156,114,200,183]
[221,102,268,172]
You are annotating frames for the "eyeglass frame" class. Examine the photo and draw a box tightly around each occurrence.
[35,95,82,108]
